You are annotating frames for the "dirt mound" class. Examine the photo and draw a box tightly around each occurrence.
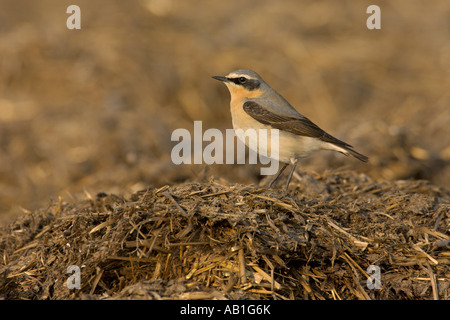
[1,171,448,300]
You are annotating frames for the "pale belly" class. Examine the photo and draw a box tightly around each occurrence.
[232,113,326,164]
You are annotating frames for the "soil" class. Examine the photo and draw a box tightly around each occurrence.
[0,171,448,299]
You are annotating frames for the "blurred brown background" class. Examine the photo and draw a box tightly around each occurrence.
[0,0,449,224]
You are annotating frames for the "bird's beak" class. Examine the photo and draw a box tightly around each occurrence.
[212,75,228,82]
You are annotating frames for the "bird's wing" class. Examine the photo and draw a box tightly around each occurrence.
[242,100,352,148]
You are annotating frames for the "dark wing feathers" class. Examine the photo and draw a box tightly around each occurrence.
[242,100,369,162]
[243,100,351,148]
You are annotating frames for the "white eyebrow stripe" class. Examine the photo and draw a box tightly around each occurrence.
[226,73,256,80]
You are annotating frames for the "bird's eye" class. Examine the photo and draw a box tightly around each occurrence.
[239,77,247,83]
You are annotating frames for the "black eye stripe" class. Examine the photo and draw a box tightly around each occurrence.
[227,77,261,91]
[227,77,244,85]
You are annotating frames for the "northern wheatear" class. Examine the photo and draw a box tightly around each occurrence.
[213,69,368,193]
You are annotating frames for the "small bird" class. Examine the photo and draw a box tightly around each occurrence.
[213,69,368,194]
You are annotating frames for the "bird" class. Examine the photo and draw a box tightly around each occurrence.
[212,69,368,194]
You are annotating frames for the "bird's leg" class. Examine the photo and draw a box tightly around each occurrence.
[268,162,288,187]
[283,159,298,195]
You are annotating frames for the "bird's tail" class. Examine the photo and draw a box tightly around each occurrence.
[320,132,368,163]
[343,147,369,162]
